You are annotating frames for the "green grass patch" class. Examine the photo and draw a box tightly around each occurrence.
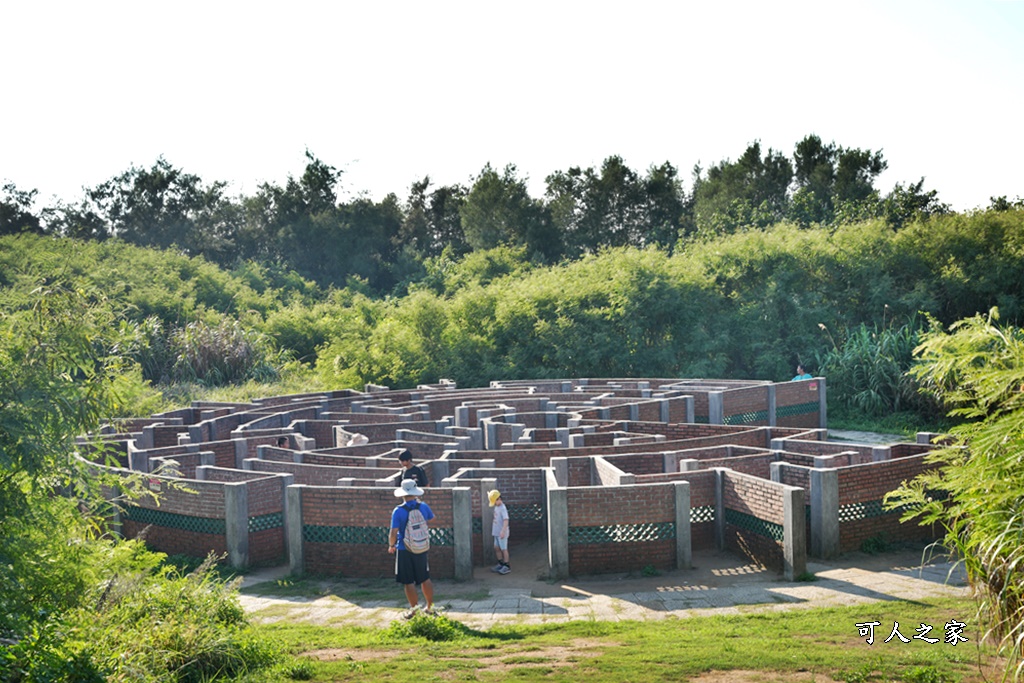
[236,596,997,682]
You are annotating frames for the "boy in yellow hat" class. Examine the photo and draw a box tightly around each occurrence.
[488,489,510,574]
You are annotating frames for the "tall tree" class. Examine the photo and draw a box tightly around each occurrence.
[790,134,887,225]
[0,183,43,236]
[461,164,556,259]
[401,177,468,258]
[691,141,793,234]
[546,156,684,255]
[83,157,233,256]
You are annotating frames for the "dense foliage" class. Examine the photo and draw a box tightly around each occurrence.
[0,286,277,681]
[2,135,967,295]
[887,311,1024,680]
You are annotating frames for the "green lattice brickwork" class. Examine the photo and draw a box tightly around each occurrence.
[691,505,715,523]
[123,505,225,535]
[776,401,820,418]
[724,410,768,425]
[508,503,545,523]
[303,525,455,546]
[725,509,784,542]
[568,522,675,545]
[838,499,914,522]
[248,512,283,533]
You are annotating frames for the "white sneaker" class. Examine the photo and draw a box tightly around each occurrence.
[498,564,511,574]
[490,563,504,572]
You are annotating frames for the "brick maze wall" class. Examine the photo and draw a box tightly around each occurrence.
[721,471,787,570]
[774,380,821,428]
[566,483,678,574]
[300,487,457,578]
[722,385,770,425]
[836,455,938,552]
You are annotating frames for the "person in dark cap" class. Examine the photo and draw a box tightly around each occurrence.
[398,449,428,488]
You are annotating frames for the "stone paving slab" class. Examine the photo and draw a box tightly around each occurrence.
[238,547,969,629]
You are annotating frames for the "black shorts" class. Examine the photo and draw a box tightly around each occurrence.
[395,549,430,585]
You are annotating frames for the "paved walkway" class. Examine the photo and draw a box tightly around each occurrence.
[238,543,969,630]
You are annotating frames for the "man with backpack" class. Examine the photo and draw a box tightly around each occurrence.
[388,478,435,618]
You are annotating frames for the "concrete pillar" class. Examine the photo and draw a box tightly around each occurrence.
[233,438,248,469]
[817,377,828,429]
[550,457,568,487]
[674,481,692,569]
[452,487,473,581]
[810,468,839,559]
[872,446,891,462]
[139,426,156,450]
[709,392,724,425]
[783,486,807,581]
[286,485,304,576]
[713,468,726,550]
[431,460,451,484]
[660,398,671,423]
[480,477,497,559]
[546,472,569,580]
[769,461,783,483]
[629,404,639,421]
[224,482,249,570]
[555,428,570,448]
[128,443,151,473]
[684,396,695,425]
[569,433,585,448]
[767,384,777,427]
[679,459,701,472]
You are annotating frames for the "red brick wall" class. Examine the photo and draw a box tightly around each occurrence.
[836,455,939,552]
[566,484,678,574]
[774,380,822,428]
[721,471,787,570]
[300,487,457,579]
[722,385,770,425]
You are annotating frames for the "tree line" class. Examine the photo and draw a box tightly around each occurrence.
[1,135,972,294]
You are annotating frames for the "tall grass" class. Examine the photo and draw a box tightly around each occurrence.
[886,309,1024,680]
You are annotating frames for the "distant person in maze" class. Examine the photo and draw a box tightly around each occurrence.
[792,363,813,381]
[398,449,429,488]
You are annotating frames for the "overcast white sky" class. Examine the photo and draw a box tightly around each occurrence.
[2,0,1022,212]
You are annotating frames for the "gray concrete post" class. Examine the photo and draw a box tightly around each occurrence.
[817,377,828,428]
[809,468,839,559]
[684,396,695,424]
[224,482,249,570]
[481,478,498,559]
[714,468,726,550]
[431,460,451,484]
[872,446,891,462]
[546,470,569,580]
[783,486,807,581]
[679,459,702,472]
[709,392,724,425]
[674,481,692,569]
[769,461,783,483]
[767,384,777,426]
[452,487,473,581]
[233,438,248,469]
[286,485,304,576]
[660,398,671,423]
[550,457,568,487]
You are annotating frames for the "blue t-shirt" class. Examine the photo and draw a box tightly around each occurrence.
[390,500,434,551]
[792,373,812,381]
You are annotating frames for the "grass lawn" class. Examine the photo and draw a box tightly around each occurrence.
[239,596,1001,682]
